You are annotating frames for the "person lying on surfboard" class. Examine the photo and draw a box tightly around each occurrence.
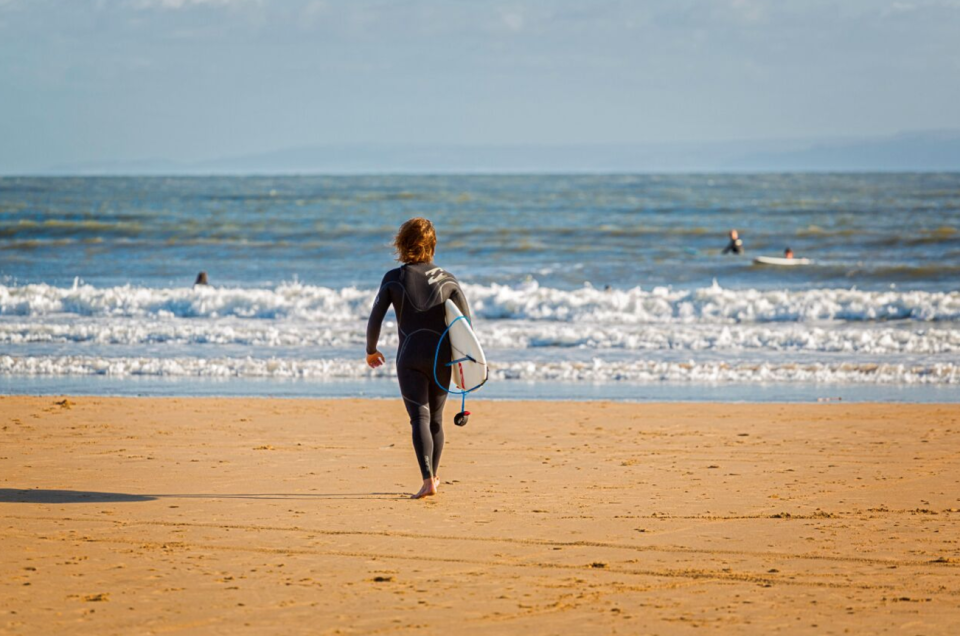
[365,217,472,500]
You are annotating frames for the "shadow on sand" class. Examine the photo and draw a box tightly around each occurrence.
[0,489,157,504]
[0,489,409,503]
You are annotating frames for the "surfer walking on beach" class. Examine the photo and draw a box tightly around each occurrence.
[365,218,472,499]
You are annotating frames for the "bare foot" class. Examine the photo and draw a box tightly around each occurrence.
[411,478,437,499]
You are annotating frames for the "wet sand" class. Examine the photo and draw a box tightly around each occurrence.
[2,397,960,634]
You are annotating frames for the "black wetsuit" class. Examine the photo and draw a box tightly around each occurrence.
[366,262,471,480]
[722,238,744,255]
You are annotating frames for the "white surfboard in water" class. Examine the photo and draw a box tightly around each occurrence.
[753,256,812,266]
[444,299,488,392]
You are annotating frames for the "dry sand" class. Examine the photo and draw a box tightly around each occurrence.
[2,396,960,635]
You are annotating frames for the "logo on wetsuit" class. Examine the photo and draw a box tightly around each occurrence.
[425,267,448,286]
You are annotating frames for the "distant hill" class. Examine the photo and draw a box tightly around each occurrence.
[36,130,960,175]
[731,130,960,172]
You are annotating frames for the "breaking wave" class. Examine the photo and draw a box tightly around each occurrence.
[3,280,958,387]
[2,354,956,385]
[3,280,959,323]
[1,321,958,355]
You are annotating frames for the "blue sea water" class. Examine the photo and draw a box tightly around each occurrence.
[1,174,959,401]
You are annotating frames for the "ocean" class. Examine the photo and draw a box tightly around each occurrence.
[1,174,958,401]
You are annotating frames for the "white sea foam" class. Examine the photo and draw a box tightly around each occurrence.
[470,280,960,323]
[0,319,364,348]
[0,281,371,321]
[2,320,959,355]
[2,354,956,385]
[3,281,959,387]
[3,280,959,323]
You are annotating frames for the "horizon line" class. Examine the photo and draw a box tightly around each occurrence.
[4,168,960,178]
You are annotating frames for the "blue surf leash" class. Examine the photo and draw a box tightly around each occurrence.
[433,314,485,427]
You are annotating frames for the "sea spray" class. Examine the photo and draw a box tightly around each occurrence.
[3,281,959,323]
[2,354,957,385]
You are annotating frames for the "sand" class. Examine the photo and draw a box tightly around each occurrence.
[2,396,960,635]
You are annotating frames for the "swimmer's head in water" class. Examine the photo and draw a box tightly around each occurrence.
[395,217,437,264]
[784,247,794,258]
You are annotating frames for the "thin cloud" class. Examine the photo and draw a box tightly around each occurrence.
[500,10,525,32]
[126,0,258,9]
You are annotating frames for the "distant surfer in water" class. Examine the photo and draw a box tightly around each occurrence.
[722,229,744,255]
[365,218,472,499]
[784,247,794,259]
[193,271,209,286]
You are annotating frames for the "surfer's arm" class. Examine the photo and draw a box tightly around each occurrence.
[365,277,392,356]
[451,286,472,323]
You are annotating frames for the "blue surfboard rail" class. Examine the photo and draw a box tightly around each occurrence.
[433,314,487,414]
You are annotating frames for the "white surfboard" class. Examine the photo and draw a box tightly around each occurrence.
[753,256,812,266]
[444,299,488,392]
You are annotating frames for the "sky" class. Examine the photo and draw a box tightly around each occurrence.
[1,0,959,172]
